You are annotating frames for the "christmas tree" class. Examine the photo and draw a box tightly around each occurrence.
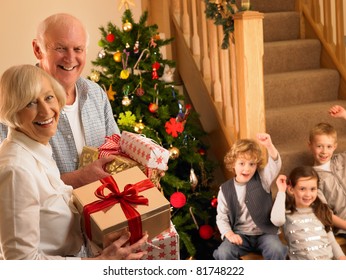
[89,5,219,259]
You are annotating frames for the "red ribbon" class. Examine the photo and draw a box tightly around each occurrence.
[98,134,123,158]
[83,176,154,245]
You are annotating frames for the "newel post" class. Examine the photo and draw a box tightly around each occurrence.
[233,11,265,139]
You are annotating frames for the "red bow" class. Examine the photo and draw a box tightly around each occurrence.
[98,134,123,158]
[83,176,154,244]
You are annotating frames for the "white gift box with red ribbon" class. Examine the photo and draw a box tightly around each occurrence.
[120,131,169,171]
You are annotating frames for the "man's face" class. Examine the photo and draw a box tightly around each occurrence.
[36,22,87,92]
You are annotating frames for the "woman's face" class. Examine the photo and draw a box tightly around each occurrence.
[16,76,60,145]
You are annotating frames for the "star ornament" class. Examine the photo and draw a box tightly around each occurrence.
[106,84,116,101]
[165,118,184,137]
[118,0,135,11]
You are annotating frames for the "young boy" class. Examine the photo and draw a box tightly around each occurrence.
[213,133,287,260]
[308,105,346,240]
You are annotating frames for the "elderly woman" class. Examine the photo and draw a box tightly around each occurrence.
[0,65,147,260]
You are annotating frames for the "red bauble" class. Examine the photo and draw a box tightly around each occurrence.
[148,103,158,113]
[199,225,214,240]
[170,192,186,208]
[106,33,115,43]
[198,148,206,156]
[211,197,218,208]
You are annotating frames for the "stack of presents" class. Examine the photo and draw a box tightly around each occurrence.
[72,131,179,260]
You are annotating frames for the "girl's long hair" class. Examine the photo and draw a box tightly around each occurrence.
[286,166,333,232]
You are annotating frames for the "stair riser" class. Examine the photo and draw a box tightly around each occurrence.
[264,70,340,108]
[264,12,300,42]
[264,40,321,74]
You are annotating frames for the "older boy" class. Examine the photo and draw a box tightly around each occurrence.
[309,106,346,239]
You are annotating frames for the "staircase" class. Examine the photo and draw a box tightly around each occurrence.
[242,0,346,175]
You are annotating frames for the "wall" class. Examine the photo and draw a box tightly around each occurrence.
[0,0,142,78]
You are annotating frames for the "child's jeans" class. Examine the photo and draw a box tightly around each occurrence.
[213,233,287,260]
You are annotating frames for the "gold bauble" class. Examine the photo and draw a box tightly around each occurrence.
[113,51,122,62]
[89,71,100,82]
[122,20,133,32]
[134,120,145,133]
[169,146,180,159]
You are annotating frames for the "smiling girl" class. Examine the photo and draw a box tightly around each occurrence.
[271,166,346,260]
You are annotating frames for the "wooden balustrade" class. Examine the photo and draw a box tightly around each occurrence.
[142,0,346,176]
[300,0,346,98]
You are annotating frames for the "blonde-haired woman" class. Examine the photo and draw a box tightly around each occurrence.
[0,65,147,260]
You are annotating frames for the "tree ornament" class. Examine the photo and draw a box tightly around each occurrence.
[106,84,116,101]
[118,111,136,127]
[106,33,115,43]
[198,148,206,156]
[122,84,131,106]
[159,64,175,83]
[133,40,139,54]
[118,0,135,11]
[89,71,100,82]
[169,145,180,159]
[123,20,133,32]
[98,49,106,59]
[122,95,131,106]
[120,49,130,79]
[136,87,145,96]
[98,40,105,47]
[135,77,145,96]
[148,102,158,113]
[199,225,214,240]
[154,33,161,40]
[165,118,184,137]
[152,62,160,80]
[113,51,122,62]
[190,168,198,191]
[134,119,145,133]
[133,49,150,75]
[170,192,186,208]
[211,197,218,208]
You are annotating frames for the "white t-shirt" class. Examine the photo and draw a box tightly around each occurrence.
[63,86,86,156]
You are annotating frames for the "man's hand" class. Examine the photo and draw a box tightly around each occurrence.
[61,156,117,188]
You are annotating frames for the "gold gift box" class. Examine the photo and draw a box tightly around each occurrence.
[79,146,164,189]
[78,146,141,174]
[72,166,171,249]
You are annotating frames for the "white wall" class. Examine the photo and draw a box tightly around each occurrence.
[0,0,142,77]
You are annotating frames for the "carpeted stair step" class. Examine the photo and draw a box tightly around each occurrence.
[264,39,321,74]
[264,12,300,42]
[266,100,346,146]
[235,0,295,13]
[264,69,340,109]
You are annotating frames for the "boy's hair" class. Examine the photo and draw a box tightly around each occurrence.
[286,166,333,232]
[309,122,337,143]
[224,138,264,173]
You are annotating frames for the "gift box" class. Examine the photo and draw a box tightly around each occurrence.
[79,146,144,175]
[79,133,165,189]
[120,131,169,171]
[72,166,171,249]
[141,222,180,260]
